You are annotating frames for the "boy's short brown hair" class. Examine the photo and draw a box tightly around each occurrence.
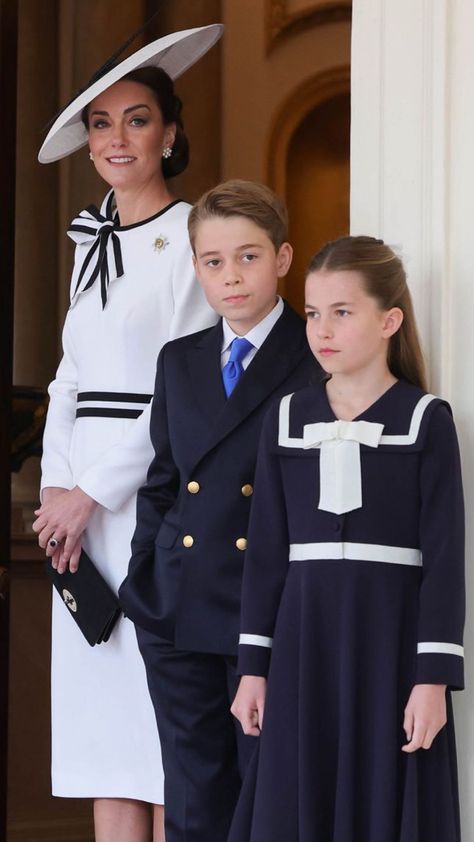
[188,179,288,252]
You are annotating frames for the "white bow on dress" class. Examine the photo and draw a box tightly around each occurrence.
[68,204,124,308]
[303,419,385,514]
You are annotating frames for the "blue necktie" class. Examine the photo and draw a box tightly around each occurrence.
[222,337,253,397]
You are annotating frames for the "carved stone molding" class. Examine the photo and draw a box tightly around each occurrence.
[266,0,352,52]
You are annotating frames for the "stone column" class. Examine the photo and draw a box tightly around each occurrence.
[351,0,474,833]
[14,0,59,389]
[12,0,60,516]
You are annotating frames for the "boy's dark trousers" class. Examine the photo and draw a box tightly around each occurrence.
[120,302,321,841]
[137,629,256,842]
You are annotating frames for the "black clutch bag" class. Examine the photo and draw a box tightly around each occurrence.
[46,549,122,646]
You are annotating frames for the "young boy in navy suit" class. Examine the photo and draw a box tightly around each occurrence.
[119,180,320,842]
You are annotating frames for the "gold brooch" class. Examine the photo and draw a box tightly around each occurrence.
[153,235,169,253]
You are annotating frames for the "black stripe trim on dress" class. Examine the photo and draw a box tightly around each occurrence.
[76,408,143,419]
[69,224,103,235]
[77,391,153,403]
[114,198,183,231]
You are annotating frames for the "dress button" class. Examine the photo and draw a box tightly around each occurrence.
[183,535,194,548]
[236,537,247,551]
[187,481,200,494]
[241,484,253,497]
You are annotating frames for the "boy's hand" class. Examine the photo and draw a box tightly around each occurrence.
[231,675,267,737]
[402,683,447,752]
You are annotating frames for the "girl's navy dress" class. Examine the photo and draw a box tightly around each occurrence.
[229,379,464,842]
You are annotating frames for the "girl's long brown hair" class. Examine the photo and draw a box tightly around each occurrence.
[307,235,428,391]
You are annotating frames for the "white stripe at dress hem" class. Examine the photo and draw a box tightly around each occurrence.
[289,542,422,567]
[417,641,464,658]
[239,634,273,648]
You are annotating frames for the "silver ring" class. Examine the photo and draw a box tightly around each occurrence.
[48,537,60,549]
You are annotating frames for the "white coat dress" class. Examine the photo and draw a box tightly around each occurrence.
[41,191,217,800]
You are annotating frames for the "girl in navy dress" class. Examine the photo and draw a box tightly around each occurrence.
[229,236,465,842]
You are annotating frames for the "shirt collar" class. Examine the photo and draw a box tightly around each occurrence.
[221,296,284,353]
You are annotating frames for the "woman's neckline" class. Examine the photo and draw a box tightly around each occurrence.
[113,197,183,231]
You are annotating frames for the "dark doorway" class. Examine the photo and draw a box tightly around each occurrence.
[282,92,350,315]
[0,2,18,840]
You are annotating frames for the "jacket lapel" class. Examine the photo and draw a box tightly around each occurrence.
[185,321,227,424]
[189,303,308,465]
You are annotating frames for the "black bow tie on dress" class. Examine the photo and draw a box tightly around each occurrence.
[68,204,124,308]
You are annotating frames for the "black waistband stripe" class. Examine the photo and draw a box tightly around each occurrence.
[77,391,152,403]
[76,407,143,419]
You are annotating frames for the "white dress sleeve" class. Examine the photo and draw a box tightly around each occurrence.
[75,236,215,513]
[40,240,86,497]
[76,401,155,512]
[40,315,78,496]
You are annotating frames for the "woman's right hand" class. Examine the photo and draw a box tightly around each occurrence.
[41,486,68,504]
[36,487,68,565]
[230,675,267,736]
[49,536,83,574]
[38,488,83,573]
[33,486,94,573]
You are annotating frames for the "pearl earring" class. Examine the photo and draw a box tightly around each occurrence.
[89,151,94,161]
[162,146,173,159]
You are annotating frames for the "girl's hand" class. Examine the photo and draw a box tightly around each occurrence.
[231,675,267,736]
[402,683,447,752]
[33,486,97,570]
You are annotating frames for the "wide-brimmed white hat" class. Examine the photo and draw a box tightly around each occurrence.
[38,24,223,164]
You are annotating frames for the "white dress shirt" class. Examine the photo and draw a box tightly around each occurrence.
[220,296,284,370]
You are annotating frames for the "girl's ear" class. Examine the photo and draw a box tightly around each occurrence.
[382,307,404,338]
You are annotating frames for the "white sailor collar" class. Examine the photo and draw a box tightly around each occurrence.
[276,380,445,515]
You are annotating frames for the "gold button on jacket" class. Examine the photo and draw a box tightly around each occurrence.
[187,481,200,494]
[236,537,247,551]
[183,535,194,548]
[241,484,253,497]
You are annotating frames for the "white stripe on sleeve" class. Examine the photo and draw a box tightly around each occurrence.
[417,641,464,658]
[239,634,273,648]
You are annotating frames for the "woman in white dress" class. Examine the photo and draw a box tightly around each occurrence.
[32,26,222,842]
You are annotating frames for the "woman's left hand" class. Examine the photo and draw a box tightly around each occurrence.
[402,683,447,752]
[33,486,98,564]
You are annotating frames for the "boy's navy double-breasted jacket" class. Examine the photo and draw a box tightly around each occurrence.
[119,302,321,655]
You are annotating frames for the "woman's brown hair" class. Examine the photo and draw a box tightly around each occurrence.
[307,235,428,390]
